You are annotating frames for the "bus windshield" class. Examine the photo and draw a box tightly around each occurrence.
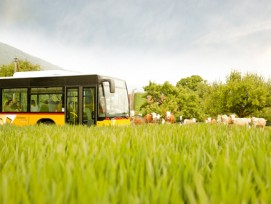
[99,80,129,118]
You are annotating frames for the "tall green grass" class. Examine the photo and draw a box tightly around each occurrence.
[0,124,271,204]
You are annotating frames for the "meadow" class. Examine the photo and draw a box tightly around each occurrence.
[0,124,271,204]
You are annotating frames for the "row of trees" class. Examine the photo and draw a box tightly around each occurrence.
[0,59,40,77]
[135,71,271,123]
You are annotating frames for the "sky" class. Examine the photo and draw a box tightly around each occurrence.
[1,0,271,92]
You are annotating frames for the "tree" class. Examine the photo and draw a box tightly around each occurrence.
[207,70,271,117]
[202,81,226,117]
[175,86,204,121]
[176,75,206,92]
[142,79,206,121]
[176,75,209,121]
[0,59,41,77]
[141,81,179,117]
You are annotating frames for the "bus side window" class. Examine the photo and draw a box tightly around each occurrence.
[3,100,13,112]
[57,99,63,112]
[31,100,39,112]
[39,101,49,112]
[13,101,22,112]
[2,88,28,112]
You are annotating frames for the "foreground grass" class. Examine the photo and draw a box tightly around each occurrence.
[0,124,271,204]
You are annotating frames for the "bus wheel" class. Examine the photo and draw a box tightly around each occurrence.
[37,119,55,125]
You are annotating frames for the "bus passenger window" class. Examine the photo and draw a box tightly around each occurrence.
[2,88,28,112]
[13,101,22,112]
[4,100,14,112]
[39,100,49,112]
[57,99,63,112]
[31,100,39,112]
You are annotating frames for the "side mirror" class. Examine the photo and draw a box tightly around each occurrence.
[99,79,115,93]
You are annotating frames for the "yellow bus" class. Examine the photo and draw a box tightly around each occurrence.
[0,71,131,126]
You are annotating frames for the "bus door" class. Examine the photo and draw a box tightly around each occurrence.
[82,87,95,126]
[66,87,96,125]
[66,88,79,125]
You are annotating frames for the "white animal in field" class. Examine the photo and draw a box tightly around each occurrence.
[205,117,216,124]
[217,114,230,125]
[251,117,267,129]
[229,114,251,127]
[144,112,160,124]
[183,118,196,124]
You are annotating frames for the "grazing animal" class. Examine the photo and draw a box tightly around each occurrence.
[152,112,160,123]
[164,111,175,124]
[206,117,216,124]
[183,118,196,125]
[251,117,267,129]
[130,111,145,125]
[144,113,153,123]
[132,116,145,125]
[144,112,160,124]
[217,114,230,125]
[229,115,251,127]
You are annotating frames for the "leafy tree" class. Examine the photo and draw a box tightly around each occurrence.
[207,70,271,117]
[142,78,206,121]
[225,71,270,117]
[243,78,271,123]
[0,59,41,77]
[0,64,14,77]
[175,86,204,121]
[202,81,226,117]
[141,81,179,117]
[176,75,205,92]
[176,75,209,121]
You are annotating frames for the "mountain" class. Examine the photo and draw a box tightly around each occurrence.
[0,42,63,70]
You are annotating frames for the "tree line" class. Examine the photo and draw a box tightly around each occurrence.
[0,59,40,77]
[134,71,271,123]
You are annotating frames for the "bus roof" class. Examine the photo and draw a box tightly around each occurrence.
[0,70,126,89]
[12,70,83,78]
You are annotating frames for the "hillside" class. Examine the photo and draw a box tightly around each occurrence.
[0,42,63,70]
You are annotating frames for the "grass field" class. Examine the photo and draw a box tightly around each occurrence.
[133,92,145,113]
[1,124,271,204]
